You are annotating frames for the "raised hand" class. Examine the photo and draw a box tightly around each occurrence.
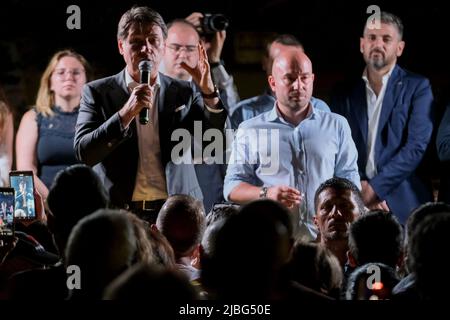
[185,12,204,33]
[180,43,215,95]
[208,30,226,63]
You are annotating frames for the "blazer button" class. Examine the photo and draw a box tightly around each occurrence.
[107,142,113,148]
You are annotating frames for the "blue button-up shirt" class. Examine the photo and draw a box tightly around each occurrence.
[224,103,361,240]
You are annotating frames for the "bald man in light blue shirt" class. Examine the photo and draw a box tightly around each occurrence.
[224,50,360,240]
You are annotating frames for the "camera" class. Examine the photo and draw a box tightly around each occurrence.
[201,13,229,35]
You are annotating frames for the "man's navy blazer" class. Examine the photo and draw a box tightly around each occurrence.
[331,65,434,223]
[74,70,227,208]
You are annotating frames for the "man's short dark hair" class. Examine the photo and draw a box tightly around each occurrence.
[364,11,404,40]
[406,202,450,244]
[156,194,205,257]
[409,211,450,299]
[47,164,109,247]
[349,210,403,267]
[201,199,293,299]
[117,6,168,40]
[65,209,137,299]
[314,177,365,214]
[47,164,108,214]
[265,34,303,56]
[206,203,240,227]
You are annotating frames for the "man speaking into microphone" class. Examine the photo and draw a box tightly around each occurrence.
[74,6,226,222]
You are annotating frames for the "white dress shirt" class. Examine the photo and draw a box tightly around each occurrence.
[125,71,168,201]
[363,65,395,179]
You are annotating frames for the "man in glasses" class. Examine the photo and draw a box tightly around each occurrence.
[161,18,238,212]
[162,18,239,111]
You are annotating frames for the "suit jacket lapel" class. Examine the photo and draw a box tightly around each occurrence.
[158,72,170,113]
[111,69,137,136]
[377,65,403,136]
[111,69,130,107]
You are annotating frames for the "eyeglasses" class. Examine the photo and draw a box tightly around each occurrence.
[53,68,85,78]
[166,43,197,55]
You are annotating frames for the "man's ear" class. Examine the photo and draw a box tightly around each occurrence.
[359,37,365,54]
[313,215,318,227]
[396,40,405,57]
[150,224,159,232]
[118,39,124,55]
[268,75,276,93]
[347,250,357,268]
[313,216,322,242]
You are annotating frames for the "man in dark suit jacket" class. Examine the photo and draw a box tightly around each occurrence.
[74,6,226,220]
[331,12,434,224]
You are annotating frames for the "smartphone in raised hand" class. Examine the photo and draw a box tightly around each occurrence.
[9,171,36,220]
[0,187,15,241]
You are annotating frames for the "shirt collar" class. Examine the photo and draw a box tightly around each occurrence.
[125,69,161,91]
[267,101,317,124]
[362,63,396,87]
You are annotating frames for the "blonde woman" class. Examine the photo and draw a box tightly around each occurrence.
[16,50,91,199]
[0,90,13,187]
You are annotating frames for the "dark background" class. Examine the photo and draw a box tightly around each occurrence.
[1,0,449,117]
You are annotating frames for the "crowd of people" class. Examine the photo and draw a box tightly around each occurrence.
[0,5,449,301]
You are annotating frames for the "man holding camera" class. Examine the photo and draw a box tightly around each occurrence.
[160,13,238,212]
[185,12,239,112]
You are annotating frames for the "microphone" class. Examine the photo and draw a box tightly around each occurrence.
[138,60,152,125]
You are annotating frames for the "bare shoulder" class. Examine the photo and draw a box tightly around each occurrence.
[18,109,38,131]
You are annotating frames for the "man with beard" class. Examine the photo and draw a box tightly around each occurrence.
[331,12,434,226]
[313,177,365,267]
[224,50,360,241]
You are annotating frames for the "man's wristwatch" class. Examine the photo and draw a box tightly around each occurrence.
[259,186,268,198]
[201,85,220,99]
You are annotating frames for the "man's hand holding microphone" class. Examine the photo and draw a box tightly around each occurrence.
[119,60,155,128]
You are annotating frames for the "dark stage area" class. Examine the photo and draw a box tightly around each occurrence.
[1,0,449,113]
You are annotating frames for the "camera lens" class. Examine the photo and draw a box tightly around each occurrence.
[202,13,229,34]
